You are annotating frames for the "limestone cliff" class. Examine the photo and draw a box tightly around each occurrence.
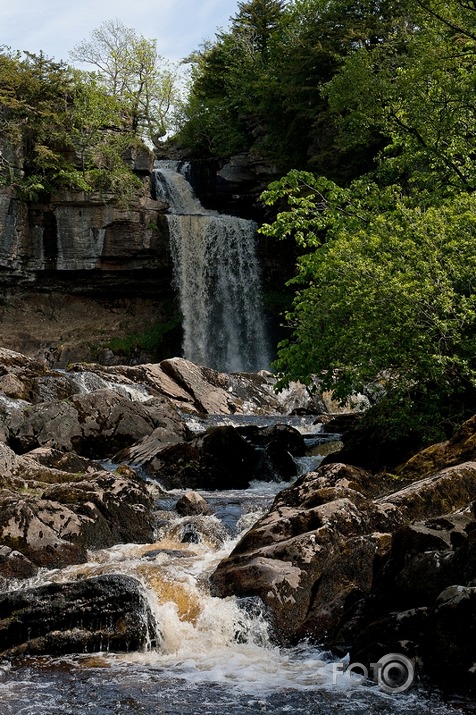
[0,145,180,366]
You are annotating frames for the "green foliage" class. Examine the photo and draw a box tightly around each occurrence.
[0,44,148,203]
[69,19,179,145]
[104,318,181,358]
[261,174,476,440]
[324,1,476,192]
[176,0,409,175]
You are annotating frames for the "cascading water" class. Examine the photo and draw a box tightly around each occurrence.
[154,161,271,373]
[0,477,457,714]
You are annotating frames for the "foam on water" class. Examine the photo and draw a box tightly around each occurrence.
[0,482,461,714]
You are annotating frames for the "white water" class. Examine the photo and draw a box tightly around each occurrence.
[154,161,271,373]
[0,484,459,714]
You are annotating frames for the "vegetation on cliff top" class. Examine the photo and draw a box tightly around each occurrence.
[0,20,179,203]
[177,0,476,445]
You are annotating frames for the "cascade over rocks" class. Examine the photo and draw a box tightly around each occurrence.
[0,575,157,657]
[0,348,350,574]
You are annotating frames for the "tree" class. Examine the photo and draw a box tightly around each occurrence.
[260,172,476,441]
[0,47,142,203]
[324,0,476,192]
[232,0,287,56]
[70,19,178,145]
[176,0,410,176]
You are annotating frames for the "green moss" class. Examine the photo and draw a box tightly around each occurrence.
[103,318,181,358]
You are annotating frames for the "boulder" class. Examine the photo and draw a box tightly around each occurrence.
[0,575,158,657]
[236,423,306,482]
[6,389,185,458]
[210,461,476,646]
[175,491,211,516]
[159,357,272,414]
[25,447,100,474]
[347,513,476,695]
[397,414,476,480]
[0,546,38,581]
[0,442,154,569]
[135,425,261,490]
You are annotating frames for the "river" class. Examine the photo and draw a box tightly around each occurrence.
[0,418,464,715]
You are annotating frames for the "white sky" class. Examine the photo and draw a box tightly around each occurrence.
[0,0,239,65]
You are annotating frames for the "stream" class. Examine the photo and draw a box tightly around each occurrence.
[0,417,465,714]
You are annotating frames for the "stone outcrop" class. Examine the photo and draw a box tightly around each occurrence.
[347,509,476,695]
[210,460,476,659]
[5,388,186,458]
[0,142,179,366]
[123,422,307,491]
[131,426,261,491]
[0,442,155,568]
[0,574,158,657]
[397,413,476,480]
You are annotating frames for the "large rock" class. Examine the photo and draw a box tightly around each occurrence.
[0,442,154,568]
[236,423,306,481]
[0,546,38,584]
[6,389,185,458]
[397,414,476,480]
[133,425,261,490]
[210,461,476,646]
[0,575,158,657]
[348,510,476,695]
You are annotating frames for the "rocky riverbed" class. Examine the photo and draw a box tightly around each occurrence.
[1,347,476,703]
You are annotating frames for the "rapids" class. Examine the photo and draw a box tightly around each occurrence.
[0,435,461,714]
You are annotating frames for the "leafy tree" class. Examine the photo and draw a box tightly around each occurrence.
[0,47,142,202]
[261,172,476,441]
[176,0,412,176]
[324,0,476,192]
[70,19,178,145]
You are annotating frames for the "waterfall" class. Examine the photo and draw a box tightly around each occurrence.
[154,161,270,373]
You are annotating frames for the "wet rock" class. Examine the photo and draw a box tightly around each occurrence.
[0,546,38,580]
[7,389,183,458]
[347,518,476,696]
[176,491,211,516]
[130,425,261,490]
[0,442,154,568]
[211,461,476,647]
[423,585,476,693]
[210,463,399,643]
[0,574,157,657]
[236,424,306,481]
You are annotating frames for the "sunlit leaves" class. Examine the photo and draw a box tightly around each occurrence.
[262,173,476,437]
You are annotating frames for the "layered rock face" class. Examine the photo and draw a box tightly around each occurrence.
[0,146,170,282]
[0,146,179,365]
